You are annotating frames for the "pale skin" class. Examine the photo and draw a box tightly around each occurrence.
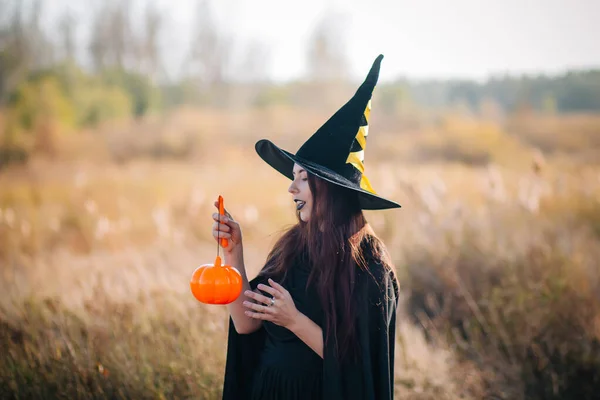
[211,163,323,358]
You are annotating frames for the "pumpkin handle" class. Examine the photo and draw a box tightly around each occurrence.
[218,195,228,248]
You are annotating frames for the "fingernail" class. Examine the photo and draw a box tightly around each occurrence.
[243,301,249,306]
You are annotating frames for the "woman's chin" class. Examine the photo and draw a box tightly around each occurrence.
[299,210,310,222]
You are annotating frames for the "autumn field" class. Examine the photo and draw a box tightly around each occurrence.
[1,106,600,399]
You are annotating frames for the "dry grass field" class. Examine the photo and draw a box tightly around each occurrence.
[1,106,600,399]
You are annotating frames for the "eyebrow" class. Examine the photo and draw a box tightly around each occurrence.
[293,168,306,175]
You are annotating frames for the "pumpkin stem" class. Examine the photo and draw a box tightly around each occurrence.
[214,255,222,268]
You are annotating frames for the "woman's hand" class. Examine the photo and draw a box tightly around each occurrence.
[243,278,301,330]
[212,200,243,255]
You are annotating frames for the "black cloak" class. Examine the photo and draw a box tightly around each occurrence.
[221,247,399,400]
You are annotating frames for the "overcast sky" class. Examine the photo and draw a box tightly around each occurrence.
[45,0,600,82]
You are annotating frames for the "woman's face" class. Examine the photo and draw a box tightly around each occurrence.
[288,163,313,222]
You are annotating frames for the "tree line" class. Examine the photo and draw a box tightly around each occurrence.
[393,71,600,114]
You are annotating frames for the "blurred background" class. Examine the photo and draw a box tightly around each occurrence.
[1,0,599,399]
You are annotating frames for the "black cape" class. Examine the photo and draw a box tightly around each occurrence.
[221,247,399,400]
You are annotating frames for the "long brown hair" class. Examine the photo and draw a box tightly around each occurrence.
[259,172,396,361]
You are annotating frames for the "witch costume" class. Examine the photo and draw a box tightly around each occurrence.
[221,54,401,400]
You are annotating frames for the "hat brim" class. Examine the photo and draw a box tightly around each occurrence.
[255,139,401,210]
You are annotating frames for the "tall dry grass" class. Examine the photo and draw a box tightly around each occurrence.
[1,106,600,399]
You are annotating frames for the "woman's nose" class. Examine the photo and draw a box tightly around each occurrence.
[288,182,298,194]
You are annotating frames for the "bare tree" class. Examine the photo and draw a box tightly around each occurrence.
[234,40,271,83]
[28,0,54,67]
[88,0,135,72]
[225,39,272,109]
[139,2,164,83]
[58,10,76,64]
[302,11,351,109]
[88,3,110,72]
[184,0,232,101]
[305,12,349,84]
[107,0,133,70]
[0,0,20,103]
[0,0,53,103]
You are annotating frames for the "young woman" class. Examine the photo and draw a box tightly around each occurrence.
[213,55,401,400]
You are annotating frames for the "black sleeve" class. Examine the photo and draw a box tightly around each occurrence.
[322,256,400,400]
[221,275,268,400]
[364,259,399,400]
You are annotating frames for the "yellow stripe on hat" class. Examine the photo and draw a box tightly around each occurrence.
[346,152,364,173]
[346,99,377,194]
[356,126,368,149]
[360,173,376,194]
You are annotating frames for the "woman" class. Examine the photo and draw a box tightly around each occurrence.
[213,54,401,400]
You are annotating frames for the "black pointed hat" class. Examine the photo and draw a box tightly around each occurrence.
[255,54,401,210]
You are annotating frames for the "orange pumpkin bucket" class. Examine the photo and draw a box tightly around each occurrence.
[190,196,243,304]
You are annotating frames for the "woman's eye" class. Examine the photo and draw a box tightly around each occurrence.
[302,178,308,182]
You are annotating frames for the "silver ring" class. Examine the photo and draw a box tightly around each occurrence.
[269,298,275,307]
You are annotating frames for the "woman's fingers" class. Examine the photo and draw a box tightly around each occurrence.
[212,213,229,224]
[212,220,231,240]
[212,230,231,239]
[257,283,284,299]
[244,289,277,305]
[210,199,243,253]
[213,201,234,220]
[243,288,276,318]
[243,300,275,314]
[267,279,289,296]
[212,221,231,232]
[245,310,273,320]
